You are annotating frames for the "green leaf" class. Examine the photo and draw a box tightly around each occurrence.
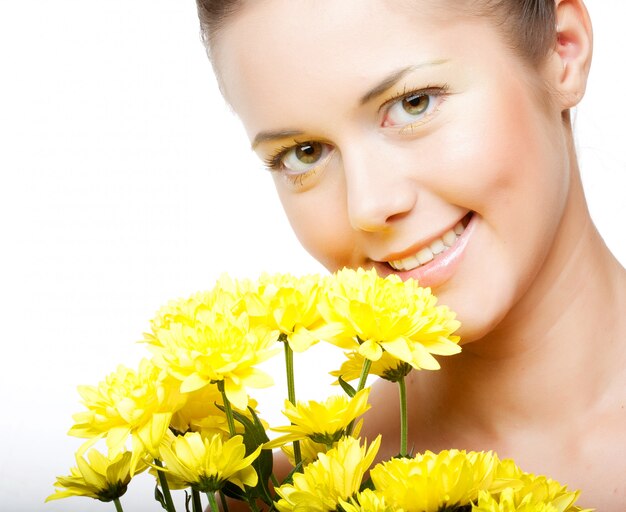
[359,476,374,492]
[184,490,191,512]
[215,404,274,505]
[221,481,247,502]
[154,484,168,511]
[338,375,357,397]
[280,461,304,486]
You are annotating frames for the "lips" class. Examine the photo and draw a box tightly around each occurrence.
[373,211,475,288]
[386,213,472,272]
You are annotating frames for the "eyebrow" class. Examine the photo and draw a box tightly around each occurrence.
[252,129,305,150]
[250,59,449,149]
[359,59,450,105]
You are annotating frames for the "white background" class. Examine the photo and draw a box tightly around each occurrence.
[0,1,624,511]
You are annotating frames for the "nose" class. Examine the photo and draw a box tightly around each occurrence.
[341,145,418,232]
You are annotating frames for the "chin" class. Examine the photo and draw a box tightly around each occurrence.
[436,286,514,346]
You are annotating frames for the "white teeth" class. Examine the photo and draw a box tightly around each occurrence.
[442,230,457,247]
[430,239,445,255]
[416,247,434,265]
[403,255,420,269]
[387,219,467,271]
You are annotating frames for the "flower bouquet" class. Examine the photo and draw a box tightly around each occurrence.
[48,268,590,511]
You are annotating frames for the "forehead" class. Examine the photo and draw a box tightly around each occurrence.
[214,0,512,136]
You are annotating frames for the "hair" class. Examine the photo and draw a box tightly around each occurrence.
[195,0,556,65]
[195,0,244,54]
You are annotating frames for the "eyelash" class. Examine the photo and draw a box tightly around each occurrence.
[263,144,299,171]
[262,84,450,180]
[379,83,449,130]
[380,83,449,111]
[264,144,326,187]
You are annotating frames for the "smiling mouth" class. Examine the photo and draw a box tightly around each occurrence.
[386,212,474,272]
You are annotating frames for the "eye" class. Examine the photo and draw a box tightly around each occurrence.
[267,141,334,175]
[381,87,445,129]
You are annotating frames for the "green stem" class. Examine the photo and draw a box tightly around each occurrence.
[356,358,372,392]
[113,497,124,512]
[398,375,408,457]
[191,489,202,512]
[154,459,177,512]
[270,473,280,488]
[205,492,219,512]
[347,358,373,436]
[219,491,230,512]
[217,380,237,437]
[283,339,302,467]
[248,498,261,512]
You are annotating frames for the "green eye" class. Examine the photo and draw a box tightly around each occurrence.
[402,94,430,116]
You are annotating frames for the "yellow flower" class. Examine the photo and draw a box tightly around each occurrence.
[169,382,264,437]
[473,486,590,512]
[145,299,279,409]
[339,489,399,512]
[370,450,502,511]
[280,418,366,466]
[46,448,147,503]
[332,350,413,383]
[473,467,590,512]
[515,474,586,511]
[68,359,186,473]
[473,490,560,512]
[156,431,261,493]
[280,437,329,466]
[320,268,461,371]
[147,276,243,332]
[274,435,381,512]
[265,388,371,448]
[239,273,344,352]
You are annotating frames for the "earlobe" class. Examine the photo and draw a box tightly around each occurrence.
[551,0,593,109]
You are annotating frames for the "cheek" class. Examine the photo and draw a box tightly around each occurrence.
[273,174,356,271]
[434,78,568,237]
[424,86,569,339]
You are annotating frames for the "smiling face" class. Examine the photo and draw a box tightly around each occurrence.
[214,0,575,341]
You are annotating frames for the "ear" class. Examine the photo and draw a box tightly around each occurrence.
[547,0,593,110]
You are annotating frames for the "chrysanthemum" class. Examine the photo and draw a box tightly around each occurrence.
[319,268,461,370]
[46,448,147,503]
[266,388,371,448]
[370,450,503,511]
[280,419,366,466]
[238,273,344,352]
[472,486,590,512]
[156,431,261,493]
[472,467,590,512]
[280,437,329,467]
[148,275,243,332]
[332,350,413,383]
[274,435,381,512]
[338,489,399,512]
[145,302,279,409]
[68,359,186,473]
[168,382,266,439]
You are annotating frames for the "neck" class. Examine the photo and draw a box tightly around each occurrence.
[434,164,626,436]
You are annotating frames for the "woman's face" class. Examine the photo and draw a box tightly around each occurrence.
[215,0,571,341]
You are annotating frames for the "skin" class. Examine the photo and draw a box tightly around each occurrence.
[214,0,626,509]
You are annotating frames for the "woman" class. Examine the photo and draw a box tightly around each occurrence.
[196,0,626,508]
